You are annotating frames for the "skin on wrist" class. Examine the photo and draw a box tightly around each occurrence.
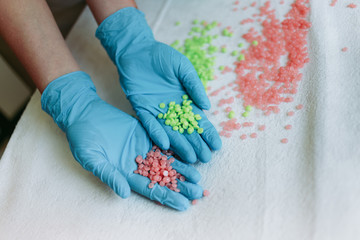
[86,0,138,25]
[0,0,80,93]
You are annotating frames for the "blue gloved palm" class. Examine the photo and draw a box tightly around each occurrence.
[41,71,203,211]
[96,8,222,164]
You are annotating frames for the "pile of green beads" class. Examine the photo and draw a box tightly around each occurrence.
[158,95,204,134]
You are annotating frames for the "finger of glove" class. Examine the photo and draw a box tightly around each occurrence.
[177,181,203,200]
[192,106,222,151]
[127,174,190,211]
[164,127,197,163]
[171,159,201,183]
[138,111,170,150]
[184,130,212,163]
[83,156,131,198]
[177,57,211,110]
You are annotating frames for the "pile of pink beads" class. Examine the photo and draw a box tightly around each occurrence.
[134,145,185,192]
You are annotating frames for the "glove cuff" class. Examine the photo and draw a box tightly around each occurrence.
[41,71,97,131]
[95,7,154,62]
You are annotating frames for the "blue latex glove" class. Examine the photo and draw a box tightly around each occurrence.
[41,71,203,211]
[96,8,222,164]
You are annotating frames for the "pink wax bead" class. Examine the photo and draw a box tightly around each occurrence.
[285,125,292,130]
[225,107,232,112]
[163,170,169,177]
[250,133,257,138]
[213,110,219,115]
[240,134,247,140]
[296,104,303,110]
[287,111,295,116]
[179,176,185,182]
[192,199,198,205]
[175,188,180,193]
[203,190,210,197]
[281,138,288,144]
[148,183,154,189]
[159,181,165,187]
[135,156,143,164]
[258,125,266,131]
[342,47,348,52]
[225,132,232,138]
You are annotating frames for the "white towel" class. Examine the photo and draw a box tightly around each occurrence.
[1,0,360,239]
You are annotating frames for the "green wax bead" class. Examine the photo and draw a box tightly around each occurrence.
[228,111,235,119]
[159,103,166,108]
[197,128,204,134]
[238,54,245,61]
[194,114,202,120]
[179,128,184,134]
[213,34,219,39]
[231,50,237,56]
[219,65,225,71]
[188,116,195,121]
[175,21,181,26]
[238,43,244,48]
[163,113,167,119]
[183,124,188,129]
[229,32,234,37]
[187,127,194,134]
[242,112,249,117]
[169,101,175,107]
[252,40,258,46]
[173,126,179,131]
[193,19,199,24]
[165,119,171,125]
[182,94,189,100]
[221,47,227,53]
[158,113,164,119]
[183,107,190,113]
[245,105,252,112]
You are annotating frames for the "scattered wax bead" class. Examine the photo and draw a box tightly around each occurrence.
[148,183,155,189]
[225,107,232,112]
[281,138,288,144]
[221,47,227,53]
[240,134,247,140]
[252,40,258,46]
[197,128,204,134]
[238,43,244,48]
[231,50,238,56]
[213,110,219,115]
[182,94,188,100]
[237,54,245,61]
[228,111,235,119]
[158,113,163,119]
[192,200,198,205]
[342,47,348,52]
[175,21,181,26]
[250,133,257,138]
[285,125,292,130]
[159,103,165,108]
[258,125,266,131]
[193,19,199,24]
[296,104,303,110]
[242,112,249,117]
[287,111,295,116]
[180,176,185,182]
[245,105,252,112]
[203,190,210,197]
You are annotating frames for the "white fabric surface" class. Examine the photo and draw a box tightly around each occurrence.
[1,0,360,239]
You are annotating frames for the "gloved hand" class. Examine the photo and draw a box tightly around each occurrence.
[41,71,203,211]
[95,7,222,164]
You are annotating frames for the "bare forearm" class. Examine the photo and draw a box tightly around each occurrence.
[0,0,80,92]
[86,0,137,25]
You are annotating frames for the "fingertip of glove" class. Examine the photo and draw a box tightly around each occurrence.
[211,137,223,151]
[116,185,131,199]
